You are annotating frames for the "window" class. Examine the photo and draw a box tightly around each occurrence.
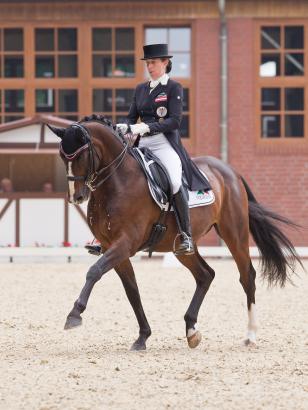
[35,28,78,78]
[145,27,191,78]
[0,28,24,78]
[35,89,78,121]
[261,87,304,138]
[260,25,304,77]
[92,88,135,122]
[92,28,135,77]
[0,89,24,123]
[258,24,306,139]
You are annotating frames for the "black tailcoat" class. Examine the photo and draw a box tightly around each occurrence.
[126,79,211,191]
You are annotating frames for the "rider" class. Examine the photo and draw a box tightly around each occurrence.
[116,43,211,255]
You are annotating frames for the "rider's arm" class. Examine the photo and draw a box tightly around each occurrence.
[147,82,183,135]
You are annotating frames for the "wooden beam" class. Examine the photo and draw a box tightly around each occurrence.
[226,0,308,17]
[64,199,69,243]
[0,199,13,221]
[15,198,20,246]
[0,1,218,21]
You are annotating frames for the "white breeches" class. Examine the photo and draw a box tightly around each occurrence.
[139,133,182,194]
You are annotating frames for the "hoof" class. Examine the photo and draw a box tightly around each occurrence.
[244,338,257,347]
[244,330,257,346]
[130,340,146,351]
[187,330,202,349]
[64,315,82,330]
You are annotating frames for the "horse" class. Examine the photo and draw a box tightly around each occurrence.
[48,115,301,351]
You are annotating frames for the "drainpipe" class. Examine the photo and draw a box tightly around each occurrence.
[218,0,228,163]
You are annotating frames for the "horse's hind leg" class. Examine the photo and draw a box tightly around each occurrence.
[217,206,258,345]
[176,248,215,348]
[114,259,151,351]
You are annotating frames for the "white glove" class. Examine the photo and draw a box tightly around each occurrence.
[130,122,150,136]
[116,123,128,134]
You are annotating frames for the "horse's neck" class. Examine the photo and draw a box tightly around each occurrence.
[92,149,146,203]
[99,134,124,164]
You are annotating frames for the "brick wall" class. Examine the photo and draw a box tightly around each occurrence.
[195,17,308,246]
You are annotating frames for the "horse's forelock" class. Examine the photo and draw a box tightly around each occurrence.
[61,126,86,155]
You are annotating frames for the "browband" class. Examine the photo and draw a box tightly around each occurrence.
[60,142,89,160]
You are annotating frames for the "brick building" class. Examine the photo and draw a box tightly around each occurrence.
[0,0,307,245]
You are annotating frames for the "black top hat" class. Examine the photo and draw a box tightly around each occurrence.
[141,44,173,60]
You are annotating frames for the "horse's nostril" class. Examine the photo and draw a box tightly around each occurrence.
[76,196,84,202]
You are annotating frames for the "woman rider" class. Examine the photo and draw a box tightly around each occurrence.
[116,43,211,256]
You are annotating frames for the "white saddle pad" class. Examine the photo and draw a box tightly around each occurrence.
[187,188,215,209]
[149,185,215,211]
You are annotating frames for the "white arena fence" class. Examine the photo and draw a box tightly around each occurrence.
[1,246,308,264]
[0,193,91,248]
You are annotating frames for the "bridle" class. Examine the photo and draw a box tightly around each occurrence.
[60,123,129,192]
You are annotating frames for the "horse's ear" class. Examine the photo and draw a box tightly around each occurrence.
[46,124,66,139]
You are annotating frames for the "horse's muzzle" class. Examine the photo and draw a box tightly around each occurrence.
[72,195,86,204]
[69,187,89,204]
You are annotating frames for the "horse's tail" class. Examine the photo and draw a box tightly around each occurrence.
[240,176,302,287]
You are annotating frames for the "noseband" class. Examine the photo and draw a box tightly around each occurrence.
[61,123,128,191]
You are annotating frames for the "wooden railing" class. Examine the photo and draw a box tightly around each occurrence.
[0,192,87,246]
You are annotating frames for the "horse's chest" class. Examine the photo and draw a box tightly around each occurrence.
[88,201,110,234]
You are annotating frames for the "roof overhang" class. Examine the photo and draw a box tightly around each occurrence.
[0,115,72,154]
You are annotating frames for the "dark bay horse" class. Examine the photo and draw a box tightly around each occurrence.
[48,116,301,351]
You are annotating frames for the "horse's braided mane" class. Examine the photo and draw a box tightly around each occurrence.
[78,114,117,132]
[78,113,128,145]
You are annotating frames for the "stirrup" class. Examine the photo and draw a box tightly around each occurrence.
[173,233,195,256]
[85,244,102,256]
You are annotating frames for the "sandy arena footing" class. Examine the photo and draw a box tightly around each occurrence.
[0,259,307,409]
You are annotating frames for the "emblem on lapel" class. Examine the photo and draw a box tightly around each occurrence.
[156,106,168,118]
[155,92,167,103]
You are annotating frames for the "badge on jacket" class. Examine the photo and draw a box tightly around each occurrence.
[156,106,168,118]
[155,92,167,103]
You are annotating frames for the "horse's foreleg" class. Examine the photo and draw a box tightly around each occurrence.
[115,260,151,351]
[176,249,215,349]
[64,242,130,330]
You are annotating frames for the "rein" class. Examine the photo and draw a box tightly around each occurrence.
[61,123,129,191]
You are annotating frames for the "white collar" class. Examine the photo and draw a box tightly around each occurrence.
[149,73,169,89]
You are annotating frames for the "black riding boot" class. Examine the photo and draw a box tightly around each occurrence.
[173,187,194,256]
